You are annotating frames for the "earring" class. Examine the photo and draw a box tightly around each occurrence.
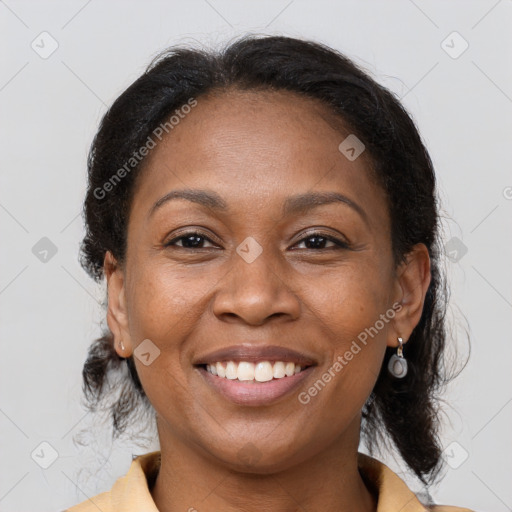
[118,340,126,352]
[388,337,408,378]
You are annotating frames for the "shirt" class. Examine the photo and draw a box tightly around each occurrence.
[65,451,475,512]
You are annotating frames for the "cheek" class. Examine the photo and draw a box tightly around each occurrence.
[125,262,204,425]
[302,256,392,391]
[296,294,389,435]
[125,260,219,406]
[126,259,209,344]
[305,254,394,336]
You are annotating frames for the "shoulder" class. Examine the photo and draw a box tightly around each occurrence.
[63,451,160,511]
[64,490,112,512]
[357,452,475,512]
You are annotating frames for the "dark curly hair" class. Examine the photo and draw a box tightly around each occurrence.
[79,34,466,488]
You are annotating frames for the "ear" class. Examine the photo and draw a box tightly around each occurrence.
[104,251,133,358]
[387,243,431,348]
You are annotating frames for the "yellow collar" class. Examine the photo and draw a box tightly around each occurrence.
[68,450,471,511]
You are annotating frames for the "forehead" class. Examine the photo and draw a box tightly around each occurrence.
[129,88,388,227]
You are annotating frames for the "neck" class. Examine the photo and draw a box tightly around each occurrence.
[151,414,377,512]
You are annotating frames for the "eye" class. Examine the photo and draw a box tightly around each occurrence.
[292,232,350,250]
[164,230,351,251]
[164,231,218,249]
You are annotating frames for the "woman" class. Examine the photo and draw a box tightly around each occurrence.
[67,35,473,511]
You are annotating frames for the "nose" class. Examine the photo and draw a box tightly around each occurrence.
[212,243,301,326]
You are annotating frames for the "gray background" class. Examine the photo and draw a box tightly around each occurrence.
[1,1,511,511]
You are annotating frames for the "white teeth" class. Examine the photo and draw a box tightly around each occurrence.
[254,361,273,382]
[207,364,218,376]
[285,362,295,377]
[205,360,307,381]
[216,362,226,378]
[273,361,285,378]
[237,361,255,381]
[225,361,238,379]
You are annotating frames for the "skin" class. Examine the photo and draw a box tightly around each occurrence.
[104,88,431,512]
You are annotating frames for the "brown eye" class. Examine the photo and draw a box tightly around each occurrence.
[165,231,217,249]
[293,232,350,250]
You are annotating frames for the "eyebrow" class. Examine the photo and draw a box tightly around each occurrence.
[148,189,228,218]
[148,188,369,226]
[282,191,369,225]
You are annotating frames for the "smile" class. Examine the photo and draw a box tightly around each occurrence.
[197,362,315,406]
[205,360,306,382]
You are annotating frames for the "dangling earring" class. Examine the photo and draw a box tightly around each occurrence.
[388,337,408,378]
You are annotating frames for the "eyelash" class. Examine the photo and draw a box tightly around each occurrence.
[164,230,351,251]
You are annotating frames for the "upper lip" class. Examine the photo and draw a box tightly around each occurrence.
[193,344,318,366]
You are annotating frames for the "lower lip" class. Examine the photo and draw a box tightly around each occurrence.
[197,366,315,406]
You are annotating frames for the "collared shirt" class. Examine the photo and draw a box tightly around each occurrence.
[65,451,474,512]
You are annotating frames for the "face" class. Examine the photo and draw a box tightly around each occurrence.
[105,89,430,472]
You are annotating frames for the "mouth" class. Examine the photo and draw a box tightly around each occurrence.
[200,360,311,382]
[196,363,315,406]
[193,345,318,406]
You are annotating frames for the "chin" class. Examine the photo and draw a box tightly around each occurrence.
[201,436,319,475]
